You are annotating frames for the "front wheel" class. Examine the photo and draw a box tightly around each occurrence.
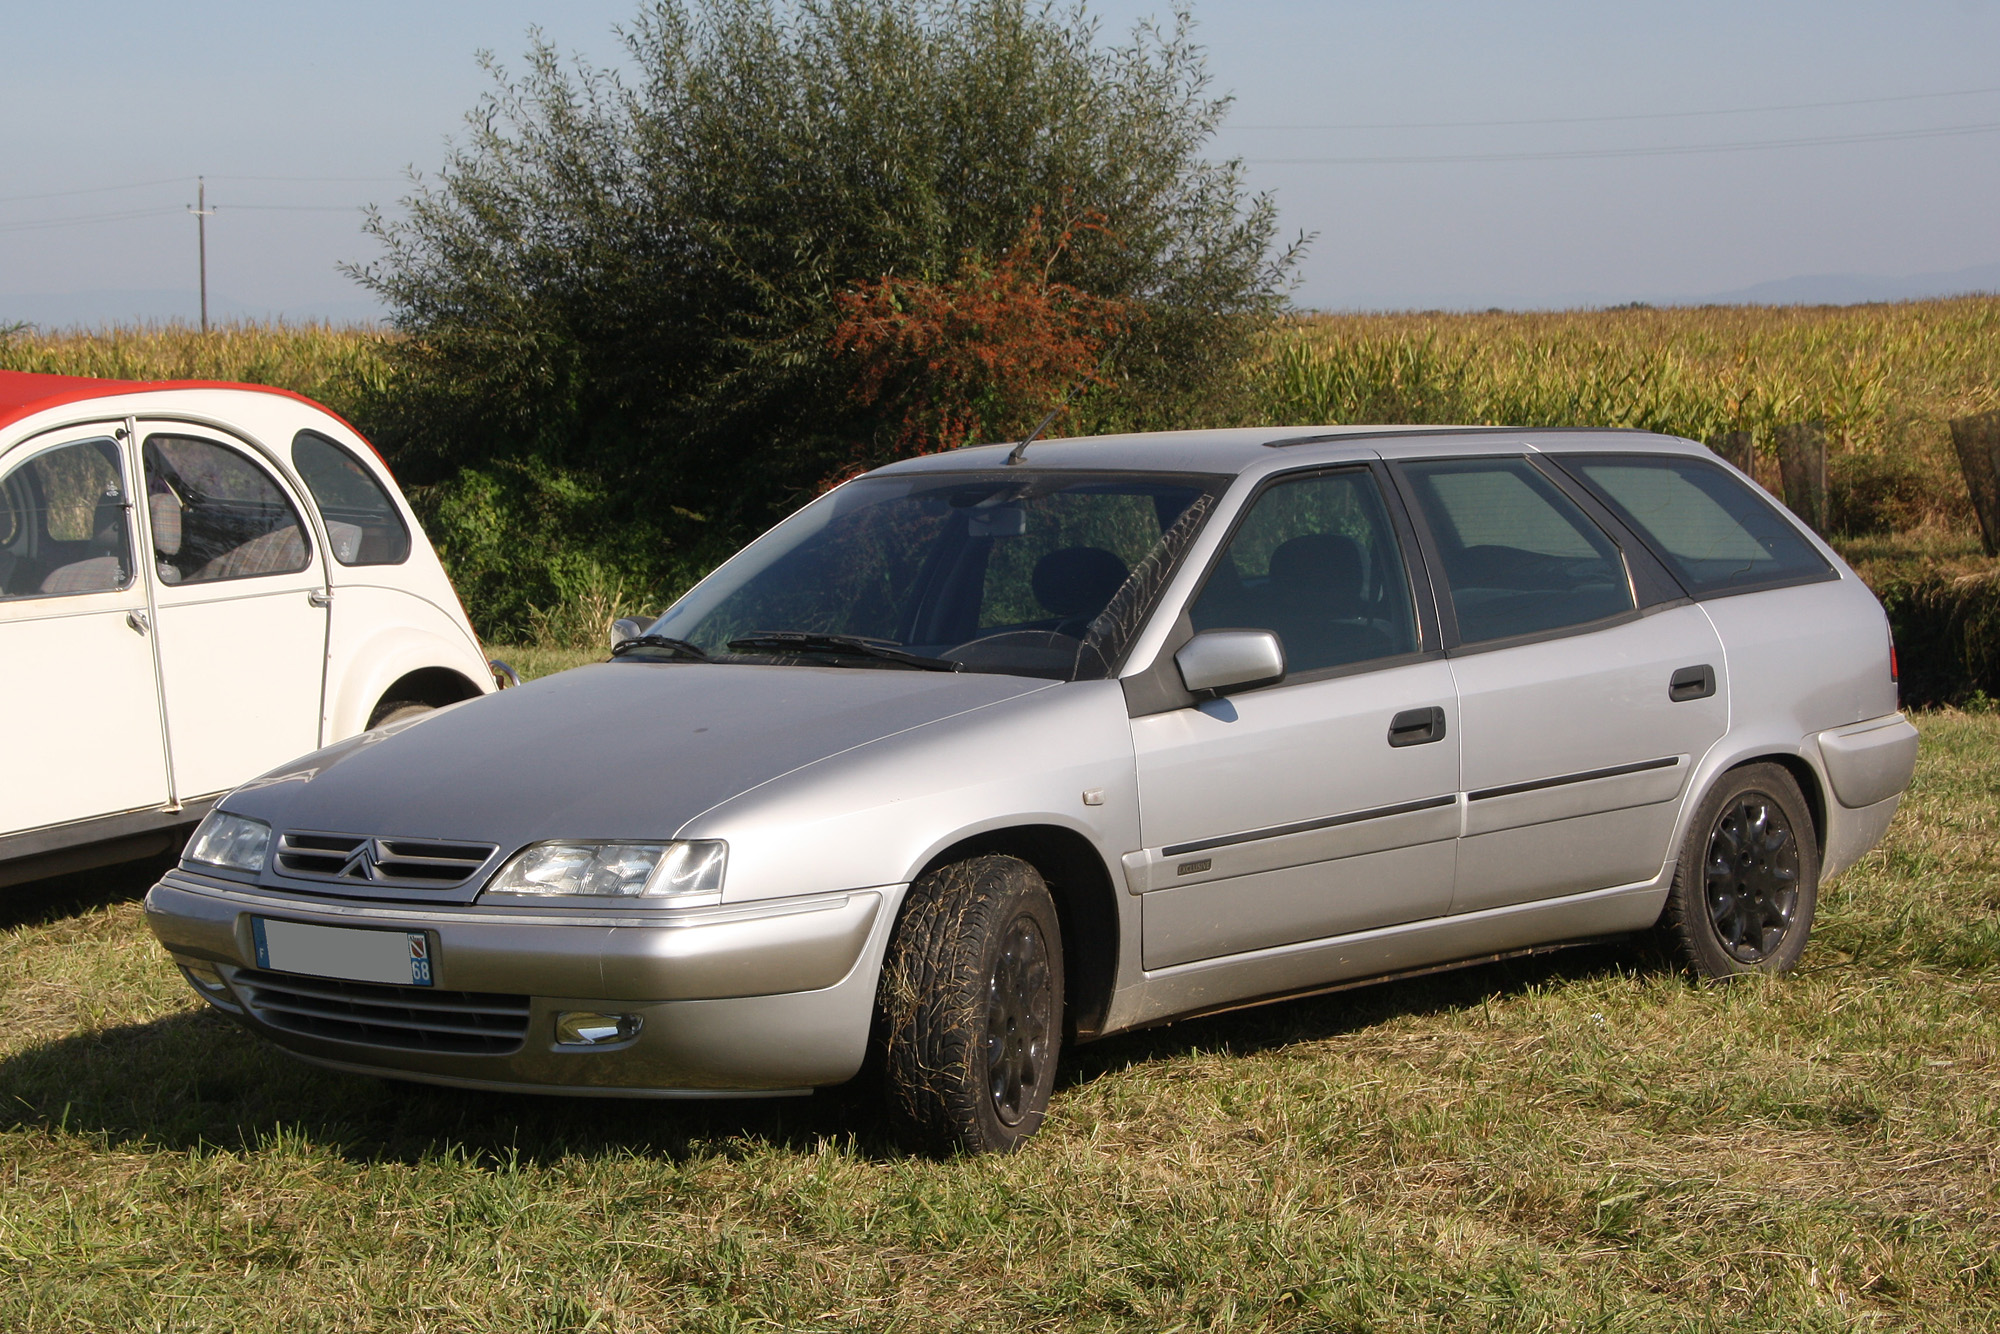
[876,854,1064,1154]
[1664,763,1819,978]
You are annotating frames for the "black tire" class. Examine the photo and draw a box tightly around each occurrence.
[1664,763,1819,979]
[876,854,1064,1155]
[367,698,434,729]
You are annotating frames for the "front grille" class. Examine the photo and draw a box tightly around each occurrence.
[233,968,530,1054]
[275,831,497,889]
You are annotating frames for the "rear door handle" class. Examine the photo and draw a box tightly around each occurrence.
[1388,706,1447,747]
[1669,664,1716,702]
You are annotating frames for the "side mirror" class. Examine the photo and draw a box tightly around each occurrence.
[610,617,647,648]
[1174,629,1286,696]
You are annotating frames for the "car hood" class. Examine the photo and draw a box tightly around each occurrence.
[224,662,1053,846]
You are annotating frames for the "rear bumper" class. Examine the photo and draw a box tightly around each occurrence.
[144,868,903,1095]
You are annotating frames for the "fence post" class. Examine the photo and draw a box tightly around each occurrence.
[1707,430,1755,479]
[1948,411,2000,558]
[1774,422,1828,534]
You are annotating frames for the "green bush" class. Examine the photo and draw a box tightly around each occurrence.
[352,0,1302,637]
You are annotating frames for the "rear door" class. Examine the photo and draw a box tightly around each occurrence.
[1130,465,1461,968]
[0,428,171,835]
[1393,453,1726,913]
[140,426,329,801]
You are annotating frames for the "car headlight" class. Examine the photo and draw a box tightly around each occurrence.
[484,840,727,900]
[186,811,272,873]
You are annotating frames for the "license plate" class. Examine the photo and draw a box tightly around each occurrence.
[252,917,434,987]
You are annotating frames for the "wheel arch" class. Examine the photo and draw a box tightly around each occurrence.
[916,824,1121,1042]
[1684,740,1832,862]
[365,666,484,727]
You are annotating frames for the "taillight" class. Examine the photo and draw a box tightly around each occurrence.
[1890,644,1899,683]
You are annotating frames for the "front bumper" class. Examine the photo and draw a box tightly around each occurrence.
[145,868,905,1096]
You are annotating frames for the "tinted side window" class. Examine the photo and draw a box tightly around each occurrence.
[291,431,412,566]
[1190,469,1419,673]
[1400,457,1635,644]
[144,435,311,585]
[1565,454,1832,596]
[0,437,132,599]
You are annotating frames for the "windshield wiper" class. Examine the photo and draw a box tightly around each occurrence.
[611,634,712,661]
[726,632,962,672]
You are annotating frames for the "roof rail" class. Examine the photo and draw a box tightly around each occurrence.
[1262,425,1675,449]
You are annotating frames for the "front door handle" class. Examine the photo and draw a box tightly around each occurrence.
[1388,706,1447,747]
[1669,664,1716,702]
[126,609,150,635]
[308,588,333,608]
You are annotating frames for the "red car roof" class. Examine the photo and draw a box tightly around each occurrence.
[0,369,374,455]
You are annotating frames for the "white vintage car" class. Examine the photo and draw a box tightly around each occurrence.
[0,370,497,888]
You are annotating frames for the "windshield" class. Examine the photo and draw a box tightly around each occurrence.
[647,470,1226,679]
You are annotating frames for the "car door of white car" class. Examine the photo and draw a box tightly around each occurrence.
[1392,454,1729,914]
[139,426,329,802]
[0,428,172,835]
[1129,465,1461,970]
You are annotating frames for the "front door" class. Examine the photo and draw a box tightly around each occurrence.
[1393,454,1729,913]
[139,426,329,801]
[1131,466,1460,969]
[0,428,171,835]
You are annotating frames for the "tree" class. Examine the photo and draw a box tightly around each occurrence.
[353,0,1303,635]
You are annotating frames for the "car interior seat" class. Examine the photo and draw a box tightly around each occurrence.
[1031,546,1130,635]
[37,487,129,595]
[1263,531,1391,670]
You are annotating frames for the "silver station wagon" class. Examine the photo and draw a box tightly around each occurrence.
[147,426,1919,1152]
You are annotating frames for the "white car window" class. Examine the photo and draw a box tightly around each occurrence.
[144,434,312,585]
[0,437,132,599]
[291,431,412,566]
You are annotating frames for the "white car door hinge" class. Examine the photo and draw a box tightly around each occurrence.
[308,589,334,608]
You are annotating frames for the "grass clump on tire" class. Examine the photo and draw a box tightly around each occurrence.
[876,854,1064,1155]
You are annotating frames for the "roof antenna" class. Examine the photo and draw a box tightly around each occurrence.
[1004,398,1069,466]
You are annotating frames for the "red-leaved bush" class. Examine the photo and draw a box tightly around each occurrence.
[829,214,1133,481]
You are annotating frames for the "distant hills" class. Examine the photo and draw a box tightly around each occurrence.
[1691,263,2000,306]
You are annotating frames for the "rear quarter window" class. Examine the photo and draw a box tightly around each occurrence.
[1563,454,1832,597]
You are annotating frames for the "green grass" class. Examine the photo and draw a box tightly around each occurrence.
[1,714,1995,1331]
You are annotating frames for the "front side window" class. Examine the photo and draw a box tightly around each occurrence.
[144,435,311,585]
[291,431,412,566]
[0,437,132,599]
[1189,468,1419,674]
[1563,454,1832,596]
[1400,456,1635,645]
[649,470,1224,678]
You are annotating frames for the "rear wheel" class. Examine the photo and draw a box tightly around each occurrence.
[1664,763,1819,978]
[876,854,1063,1154]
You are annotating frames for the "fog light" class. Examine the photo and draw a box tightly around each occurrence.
[555,1011,642,1046]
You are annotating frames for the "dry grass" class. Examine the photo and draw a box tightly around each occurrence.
[1266,298,2000,537]
[1,712,1994,1331]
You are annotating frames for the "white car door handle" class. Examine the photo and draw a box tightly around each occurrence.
[127,609,150,635]
[308,589,334,608]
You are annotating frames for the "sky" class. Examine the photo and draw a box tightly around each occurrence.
[4,0,1999,325]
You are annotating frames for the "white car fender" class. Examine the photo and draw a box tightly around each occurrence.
[324,623,493,742]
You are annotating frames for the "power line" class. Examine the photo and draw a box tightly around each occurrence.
[1245,118,2000,165]
[0,205,184,235]
[0,178,186,206]
[1226,83,2000,132]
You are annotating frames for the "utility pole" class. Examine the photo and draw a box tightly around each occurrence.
[187,177,216,333]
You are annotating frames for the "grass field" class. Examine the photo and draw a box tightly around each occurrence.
[2,707,1994,1332]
